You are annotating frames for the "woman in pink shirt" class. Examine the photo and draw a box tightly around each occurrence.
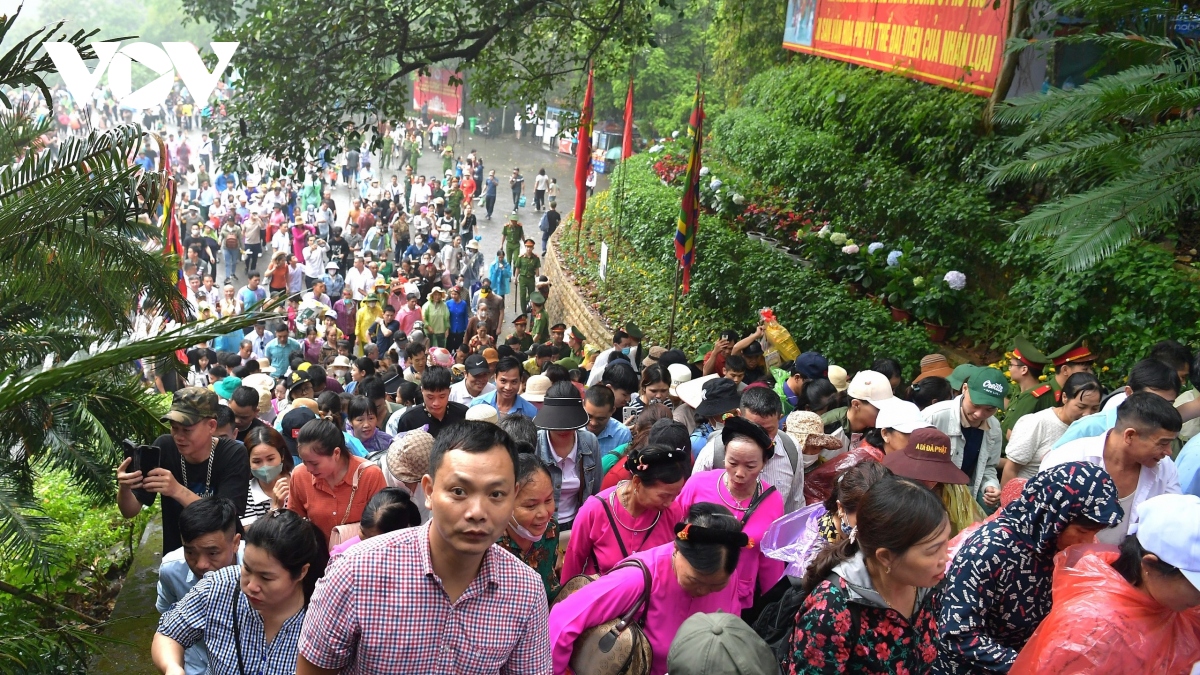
[562,420,691,580]
[291,219,314,260]
[676,416,785,609]
[549,502,750,675]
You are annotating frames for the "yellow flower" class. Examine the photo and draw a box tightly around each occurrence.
[1038,375,1048,381]
[1102,366,1110,372]
[1003,370,1011,379]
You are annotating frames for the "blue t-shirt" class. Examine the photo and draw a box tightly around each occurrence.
[960,426,984,482]
[485,178,498,197]
[1177,435,1200,497]
[1052,408,1119,449]
[265,338,302,377]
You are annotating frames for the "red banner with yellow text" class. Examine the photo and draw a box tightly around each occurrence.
[782,0,1010,96]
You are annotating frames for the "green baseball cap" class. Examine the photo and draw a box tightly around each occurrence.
[162,387,220,426]
[967,367,1009,409]
[555,357,581,370]
[947,364,979,391]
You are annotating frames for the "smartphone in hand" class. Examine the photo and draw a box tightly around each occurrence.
[138,445,162,474]
[622,406,638,424]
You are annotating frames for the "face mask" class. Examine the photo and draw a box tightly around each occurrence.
[839,519,853,537]
[251,463,283,483]
[802,452,820,469]
[509,516,543,542]
[621,347,631,356]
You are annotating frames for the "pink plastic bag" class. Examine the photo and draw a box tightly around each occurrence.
[1010,545,1200,675]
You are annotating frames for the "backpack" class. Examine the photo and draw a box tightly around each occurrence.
[752,573,861,663]
[710,429,799,474]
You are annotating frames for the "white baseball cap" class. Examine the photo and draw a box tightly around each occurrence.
[874,400,929,434]
[1131,493,1200,592]
[667,363,693,397]
[846,370,900,410]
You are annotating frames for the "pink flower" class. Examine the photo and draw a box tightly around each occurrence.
[841,244,860,254]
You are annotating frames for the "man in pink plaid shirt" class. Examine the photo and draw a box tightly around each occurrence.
[297,421,551,674]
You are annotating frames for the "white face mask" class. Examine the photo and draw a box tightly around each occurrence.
[509,516,543,542]
[802,452,820,469]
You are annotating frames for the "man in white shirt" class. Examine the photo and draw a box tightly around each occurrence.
[449,354,496,405]
[409,176,431,212]
[344,256,373,300]
[302,236,328,287]
[199,133,213,172]
[247,320,272,358]
[286,255,305,294]
[1041,391,1182,544]
[586,330,632,387]
[691,386,805,512]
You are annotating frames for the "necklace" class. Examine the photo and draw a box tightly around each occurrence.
[180,437,217,497]
[716,472,760,512]
[608,482,660,533]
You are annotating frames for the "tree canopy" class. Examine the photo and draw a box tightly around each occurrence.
[182,0,673,165]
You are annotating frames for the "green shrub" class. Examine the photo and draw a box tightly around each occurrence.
[562,158,936,376]
[571,56,1200,390]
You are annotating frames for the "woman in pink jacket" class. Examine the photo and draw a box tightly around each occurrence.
[676,416,786,608]
[548,502,750,675]
[561,420,691,581]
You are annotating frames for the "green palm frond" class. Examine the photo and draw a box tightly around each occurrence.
[0,470,61,574]
[0,99,51,163]
[0,617,115,674]
[0,125,190,330]
[990,11,1200,271]
[997,63,1200,146]
[1010,162,1200,269]
[0,14,109,108]
[0,312,275,413]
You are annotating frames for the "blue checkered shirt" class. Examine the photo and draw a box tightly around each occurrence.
[157,565,307,675]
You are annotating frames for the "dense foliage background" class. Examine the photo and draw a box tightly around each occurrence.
[562,55,1200,385]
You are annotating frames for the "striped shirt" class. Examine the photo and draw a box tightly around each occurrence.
[298,523,551,674]
[157,565,306,675]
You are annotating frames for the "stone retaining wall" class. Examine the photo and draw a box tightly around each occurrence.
[543,228,613,348]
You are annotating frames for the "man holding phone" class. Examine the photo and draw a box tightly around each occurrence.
[117,387,250,555]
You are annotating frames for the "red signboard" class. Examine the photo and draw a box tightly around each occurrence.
[783,0,1011,96]
[412,68,463,117]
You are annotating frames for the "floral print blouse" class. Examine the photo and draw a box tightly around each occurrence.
[786,575,939,675]
[497,519,560,601]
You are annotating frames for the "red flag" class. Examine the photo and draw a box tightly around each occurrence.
[675,77,705,294]
[573,69,594,226]
[621,76,634,160]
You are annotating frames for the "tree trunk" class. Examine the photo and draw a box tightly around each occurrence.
[985,0,1030,132]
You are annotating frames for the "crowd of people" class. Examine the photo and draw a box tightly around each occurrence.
[113,114,1200,674]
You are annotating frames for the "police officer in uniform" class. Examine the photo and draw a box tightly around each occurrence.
[1000,336,1054,446]
[1046,338,1099,403]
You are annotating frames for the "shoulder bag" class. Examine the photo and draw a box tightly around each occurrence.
[328,463,368,550]
[561,558,653,675]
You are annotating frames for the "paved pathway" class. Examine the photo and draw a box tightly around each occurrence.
[177,124,606,336]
